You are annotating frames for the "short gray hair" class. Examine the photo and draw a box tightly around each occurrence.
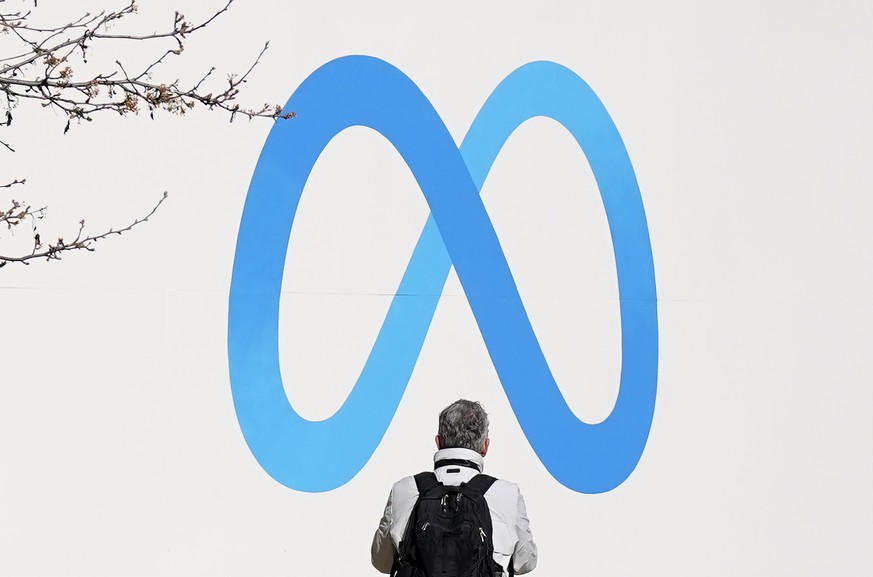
[438,399,489,452]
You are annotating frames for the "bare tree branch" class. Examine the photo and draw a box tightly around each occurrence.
[0,191,167,267]
[0,1,294,268]
[0,0,294,124]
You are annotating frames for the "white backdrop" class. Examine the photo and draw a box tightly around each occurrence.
[1,1,871,575]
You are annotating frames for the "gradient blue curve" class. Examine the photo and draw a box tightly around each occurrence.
[228,55,657,493]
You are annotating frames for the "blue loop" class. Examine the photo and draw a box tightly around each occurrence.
[228,56,658,493]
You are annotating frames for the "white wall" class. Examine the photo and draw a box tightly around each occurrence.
[1,0,871,575]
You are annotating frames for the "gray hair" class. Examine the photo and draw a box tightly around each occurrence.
[438,399,489,452]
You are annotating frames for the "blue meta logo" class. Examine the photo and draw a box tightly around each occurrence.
[228,56,658,494]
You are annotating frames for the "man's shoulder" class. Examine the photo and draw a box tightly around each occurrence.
[482,477,528,527]
[390,471,437,489]
[389,475,421,504]
[484,477,521,500]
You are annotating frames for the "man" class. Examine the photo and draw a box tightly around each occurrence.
[371,399,537,576]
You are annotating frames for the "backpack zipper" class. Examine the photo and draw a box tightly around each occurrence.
[479,527,486,542]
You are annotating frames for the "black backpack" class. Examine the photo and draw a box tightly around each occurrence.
[391,472,506,577]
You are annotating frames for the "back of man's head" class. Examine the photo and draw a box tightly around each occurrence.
[437,399,489,453]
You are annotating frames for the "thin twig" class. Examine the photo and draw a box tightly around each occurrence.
[0,191,167,266]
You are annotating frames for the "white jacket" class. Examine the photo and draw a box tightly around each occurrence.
[371,448,538,575]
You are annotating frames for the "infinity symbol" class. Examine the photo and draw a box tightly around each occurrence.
[228,56,657,494]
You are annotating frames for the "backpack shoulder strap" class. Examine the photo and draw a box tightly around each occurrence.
[395,472,442,569]
[462,473,497,497]
[413,471,440,496]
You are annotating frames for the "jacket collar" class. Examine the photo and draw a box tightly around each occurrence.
[433,447,485,473]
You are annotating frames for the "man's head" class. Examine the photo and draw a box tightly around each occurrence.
[435,399,490,456]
